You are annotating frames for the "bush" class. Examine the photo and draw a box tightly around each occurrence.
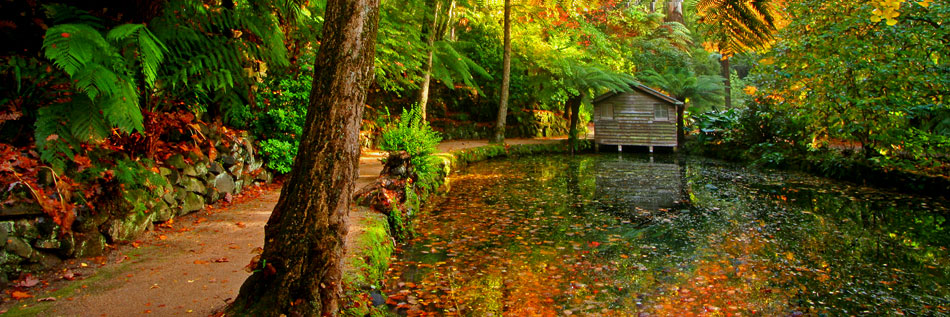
[380,105,443,192]
[230,72,311,174]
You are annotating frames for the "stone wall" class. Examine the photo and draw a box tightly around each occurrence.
[0,131,274,284]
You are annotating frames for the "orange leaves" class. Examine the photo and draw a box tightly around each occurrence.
[11,291,32,300]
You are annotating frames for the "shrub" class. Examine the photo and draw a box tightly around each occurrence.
[380,105,443,193]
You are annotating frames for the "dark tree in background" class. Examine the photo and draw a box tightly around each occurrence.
[225,0,380,315]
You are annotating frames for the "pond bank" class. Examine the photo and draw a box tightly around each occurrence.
[342,139,591,315]
[686,141,950,199]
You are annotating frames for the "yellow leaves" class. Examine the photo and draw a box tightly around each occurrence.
[743,86,758,96]
[870,0,905,25]
[759,57,775,65]
[918,0,932,7]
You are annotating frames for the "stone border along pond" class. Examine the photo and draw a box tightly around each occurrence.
[342,140,591,316]
[0,129,274,284]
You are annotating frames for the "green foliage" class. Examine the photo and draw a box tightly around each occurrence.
[640,68,723,111]
[381,104,444,193]
[380,105,442,157]
[229,68,311,174]
[260,139,298,174]
[38,7,168,171]
[148,0,291,115]
[746,0,949,175]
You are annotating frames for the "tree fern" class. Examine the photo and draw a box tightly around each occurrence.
[39,6,169,170]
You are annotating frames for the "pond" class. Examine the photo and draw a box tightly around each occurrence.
[383,154,950,316]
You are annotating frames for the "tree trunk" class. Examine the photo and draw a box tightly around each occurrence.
[720,56,731,109]
[663,0,684,23]
[676,104,685,147]
[225,1,379,316]
[417,0,442,121]
[491,0,511,143]
[567,95,583,152]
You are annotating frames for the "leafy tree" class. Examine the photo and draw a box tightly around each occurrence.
[226,0,380,315]
[749,0,949,173]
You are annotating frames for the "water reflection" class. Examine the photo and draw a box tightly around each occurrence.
[383,154,950,316]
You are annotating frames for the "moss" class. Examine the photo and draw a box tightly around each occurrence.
[342,211,393,317]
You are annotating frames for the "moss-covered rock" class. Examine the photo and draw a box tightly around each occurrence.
[181,192,204,215]
[104,210,154,243]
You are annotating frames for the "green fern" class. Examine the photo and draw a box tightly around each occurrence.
[38,6,169,170]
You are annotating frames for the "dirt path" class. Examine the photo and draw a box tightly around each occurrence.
[5,138,562,316]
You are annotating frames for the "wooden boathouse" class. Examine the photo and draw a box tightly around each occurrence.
[592,83,684,152]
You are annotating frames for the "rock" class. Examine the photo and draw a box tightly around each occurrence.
[164,168,181,185]
[0,250,22,266]
[209,162,225,175]
[229,162,245,177]
[247,160,263,173]
[180,192,205,215]
[0,221,12,248]
[0,200,44,217]
[151,200,174,223]
[104,211,154,243]
[220,155,238,167]
[174,187,187,202]
[30,251,62,268]
[181,177,205,193]
[72,233,106,258]
[255,170,273,183]
[166,154,188,170]
[35,217,57,237]
[33,239,61,250]
[14,219,39,240]
[204,188,220,204]
[5,237,33,258]
[182,165,198,177]
[214,173,235,194]
[72,205,109,233]
[234,180,245,195]
[163,190,177,205]
[194,162,209,176]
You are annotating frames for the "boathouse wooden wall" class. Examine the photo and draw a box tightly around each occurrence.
[593,91,679,147]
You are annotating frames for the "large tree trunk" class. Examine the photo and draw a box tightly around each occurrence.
[417,0,442,120]
[225,1,379,316]
[491,0,511,143]
[567,95,583,152]
[720,56,731,109]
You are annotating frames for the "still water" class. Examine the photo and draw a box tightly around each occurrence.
[384,154,950,316]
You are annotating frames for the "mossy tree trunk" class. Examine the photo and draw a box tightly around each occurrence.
[721,56,731,109]
[567,94,583,152]
[491,0,511,144]
[225,0,380,316]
